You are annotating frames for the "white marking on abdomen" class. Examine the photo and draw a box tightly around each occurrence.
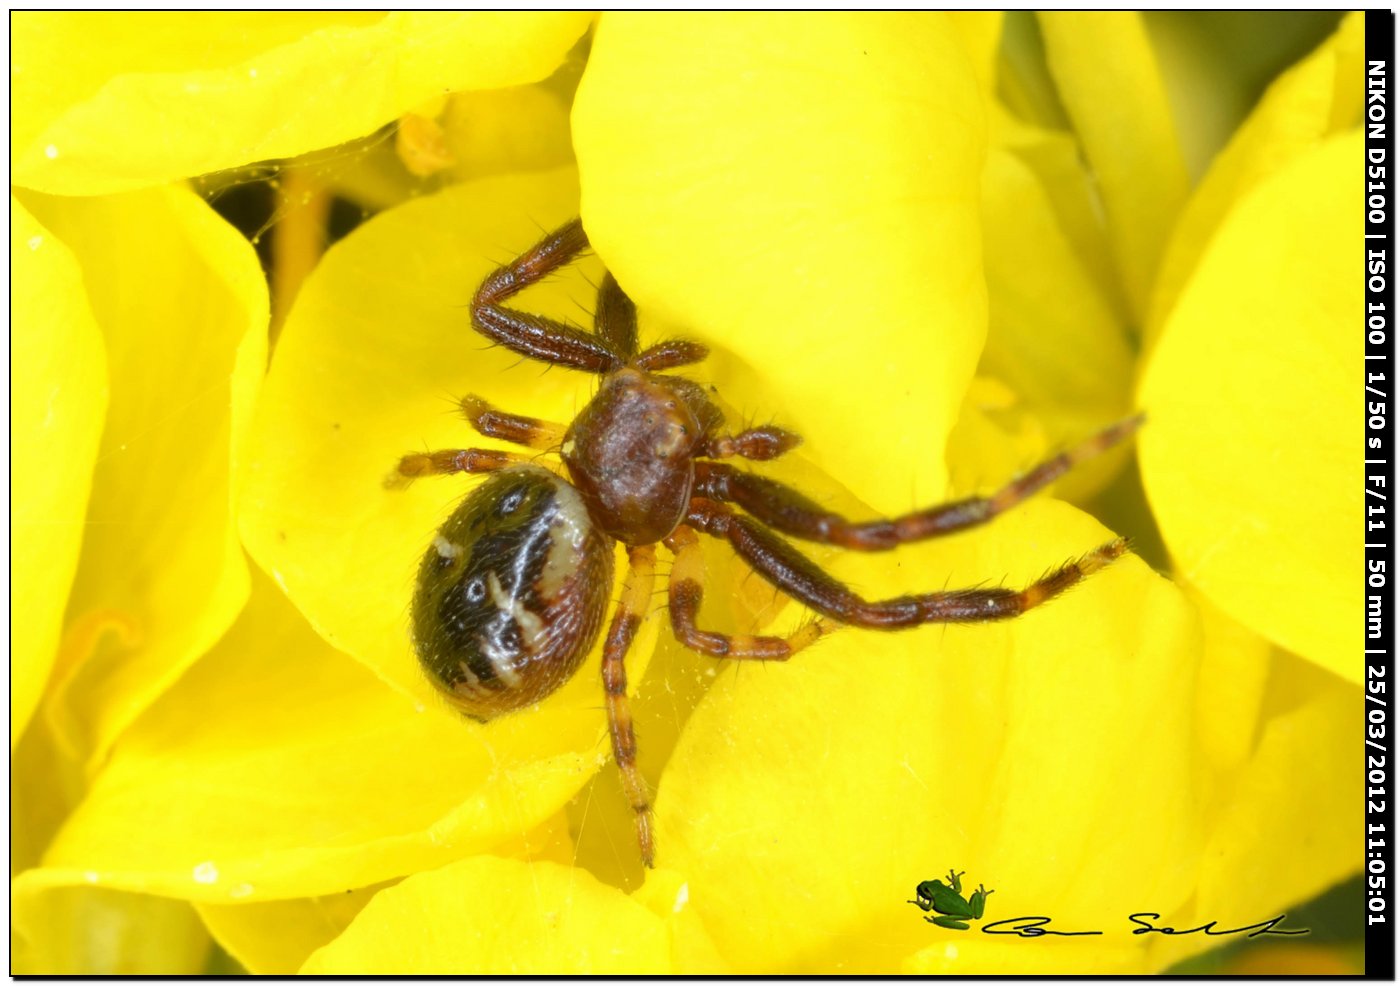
[478,571,549,688]
[539,478,591,597]
[433,536,463,561]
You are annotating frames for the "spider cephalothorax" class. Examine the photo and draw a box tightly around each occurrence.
[394,218,1139,866]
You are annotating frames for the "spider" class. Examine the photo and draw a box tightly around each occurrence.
[394,218,1140,868]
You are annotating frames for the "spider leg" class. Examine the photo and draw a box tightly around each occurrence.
[595,272,639,360]
[391,447,528,484]
[698,426,803,462]
[602,544,658,867]
[632,339,710,372]
[685,498,1127,628]
[458,395,566,451]
[664,525,834,658]
[472,218,624,373]
[692,415,1143,551]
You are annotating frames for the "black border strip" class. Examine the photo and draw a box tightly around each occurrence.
[1365,8,1396,981]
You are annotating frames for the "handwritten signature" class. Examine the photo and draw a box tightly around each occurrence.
[978,913,1309,939]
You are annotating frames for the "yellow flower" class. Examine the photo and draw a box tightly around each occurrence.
[12,11,1361,975]
[1138,15,1364,683]
[11,12,596,973]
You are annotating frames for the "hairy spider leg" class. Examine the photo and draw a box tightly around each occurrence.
[472,219,712,378]
[394,447,529,480]
[692,414,1144,551]
[685,498,1127,629]
[601,544,658,867]
[664,524,833,659]
[458,394,567,451]
[472,218,624,373]
[595,272,639,360]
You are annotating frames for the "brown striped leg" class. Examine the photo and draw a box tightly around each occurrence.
[664,525,833,659]
[693,415,1144,551]
[391,447,527,485]
[472,218,624,373]
[459,395,566,451]
[602,544,658,867]
[686,498,1127,629]
[698,426,803,462]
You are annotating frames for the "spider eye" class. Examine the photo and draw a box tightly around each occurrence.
[464,577,486,603]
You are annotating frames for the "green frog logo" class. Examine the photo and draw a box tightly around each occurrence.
[908,869,994,930]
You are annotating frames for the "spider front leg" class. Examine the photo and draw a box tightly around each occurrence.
[472,218,623,373]
[602,544,658,867]
[664,525,833,659]
[693,415,1143,550]
[686,499,1127,628]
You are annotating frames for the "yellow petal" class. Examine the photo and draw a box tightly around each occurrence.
[194,813,573,974]
[655,498,1200,972]
[632,867,732,973]
[1221,942,1362,976]
[16,186,267,770]
[1138,130,1361,680]
[1191,590,1272,774]
[12,700,85,874]
[1145,13,1364,350]
[903,937,1148,976]
[19,573,608,904]
[342,61,583,214]
[992,111,1127,319]
[948,12,1005,93]
[438,83,576,182]
[944,376,1052,497]
[979,147,1133,410]
[998,12,1073,131]
[12,885,210,975]
[11,200,108,748]
[300,856,671,974]
[12,12,594,195]
[976,146,1135,500]
[1039,12,1191,325]
[574,12,987,512]
[1178,653,1358,973]
[196,885,382,976]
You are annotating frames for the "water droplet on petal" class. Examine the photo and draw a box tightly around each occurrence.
[229,882,254,899]
[192,861,219,884]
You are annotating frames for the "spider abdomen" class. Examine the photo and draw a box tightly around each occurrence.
[411,465,614,719]
[562,368,701,546]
